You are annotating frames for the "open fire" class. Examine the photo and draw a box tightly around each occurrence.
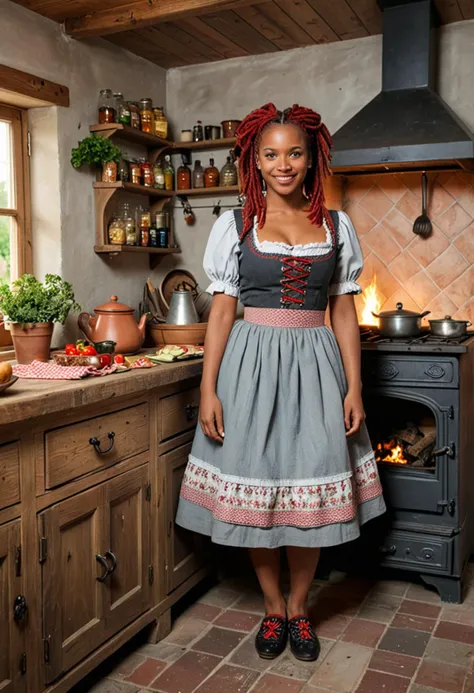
[375,440,409,465]
[361,275,382,326]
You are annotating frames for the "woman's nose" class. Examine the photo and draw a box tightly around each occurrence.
[276,158,292,171]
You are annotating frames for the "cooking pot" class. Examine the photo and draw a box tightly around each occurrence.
[372,303,430,338]
[429,315,471,339]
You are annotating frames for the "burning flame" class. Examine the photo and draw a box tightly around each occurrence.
[361,275,382,326]
[375,440,409,465]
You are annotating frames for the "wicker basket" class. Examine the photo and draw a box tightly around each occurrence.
[149,322,207,347]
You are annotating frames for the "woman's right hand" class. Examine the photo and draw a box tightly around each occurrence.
[200,391,225,444]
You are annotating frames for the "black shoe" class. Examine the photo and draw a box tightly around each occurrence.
[288,615,320,662]
[255,614,288,659]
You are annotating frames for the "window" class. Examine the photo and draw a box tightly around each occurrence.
[0,104,31,284]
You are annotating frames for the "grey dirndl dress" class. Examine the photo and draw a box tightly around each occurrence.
[176,209,386,549]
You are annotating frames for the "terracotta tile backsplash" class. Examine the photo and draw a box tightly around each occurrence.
[344,172,474,323]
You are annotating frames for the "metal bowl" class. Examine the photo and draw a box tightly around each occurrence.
[429,316,471,339]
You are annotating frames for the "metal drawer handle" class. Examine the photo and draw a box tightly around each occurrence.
[96,554,110,582]
[105,550,117,574]
[379,545,397,556]
[89,431,115,454]
[185,404,199,421]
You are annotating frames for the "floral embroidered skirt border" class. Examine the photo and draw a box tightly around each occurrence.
[176,319,386,549]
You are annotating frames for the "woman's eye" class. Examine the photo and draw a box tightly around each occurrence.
[290,151,302,158]
[265,153,276,159]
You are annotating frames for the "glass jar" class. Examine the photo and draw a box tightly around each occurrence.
[130,161,142,185]
[220,156,238,186]
[158,227,169,248]
[193,121,204,142]
[149,227,159,248]
[98,89,115,124]
[137,205,151,229]
[204,158,219,188]
[117,159,130,182]
[102,161,117,183]
[153,161,165,189]
[154,211,168,229]
[129,102,141,129]
[177,156,191,191]
[180,129,193,143]
[140,227,150,247]
[113,93,131,126]
[153,107,168,140]
[139,158,153,187]
[108,214,126,245]
[164,155,174,191]
[192,160,205,189]
[119,202,137,246]
[139,98,154,133]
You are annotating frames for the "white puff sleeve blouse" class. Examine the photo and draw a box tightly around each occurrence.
[203,210,240,298]
[328,212,364,296]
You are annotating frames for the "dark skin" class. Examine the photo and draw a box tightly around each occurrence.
[199,123,365,618]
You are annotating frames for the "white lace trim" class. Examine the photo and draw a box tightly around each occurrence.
[206,280,239,298]
[188,451,375,487]
[328,281,362,296]
[252,216,334,257]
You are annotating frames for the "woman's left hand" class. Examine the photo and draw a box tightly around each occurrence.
[344,390,366,437]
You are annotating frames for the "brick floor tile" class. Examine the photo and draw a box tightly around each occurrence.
[214,610,261,632]
[405,584,441,604]
[368,649,419,678]
[356,669,410,693]
[410,686,448,693]
[136,642,185,663]
[441,605,474,627]
[357,604,395,624]
[149,651,221,693]
[89,682,139,693]
[425,637,474,667]
[363,593,403,611]
[185,603,223,622]
[341,619,386,648]
[378,627,430,657]
[164,617,211,647]
[229,638,273,672]
[464,670,474,692]
[369,580,408,598]
[192,626,245,657]
[108,654,146,680]
[308,641,372,691]
[392,613,436,633]
[270,640,334,681]
[251,673,305,693]
[415,659,467,692]
[124,659,166,687]
[398,600,441,620]
[435,622,474,645]
[315,615,352,640]
[199,586,240,609]
[233,593,266,614]
[195,664,259,693]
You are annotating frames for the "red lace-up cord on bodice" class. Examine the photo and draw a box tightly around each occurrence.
[280,257,311,306]
[262,617,283,640]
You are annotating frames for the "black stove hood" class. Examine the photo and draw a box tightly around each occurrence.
[331,0,474,174]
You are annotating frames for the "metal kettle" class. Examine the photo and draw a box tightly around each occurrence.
[166,289,199,325]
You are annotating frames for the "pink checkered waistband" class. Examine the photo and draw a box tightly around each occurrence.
[244,307,326,328]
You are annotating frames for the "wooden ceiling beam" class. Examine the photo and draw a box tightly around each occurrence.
[65,0,258,39]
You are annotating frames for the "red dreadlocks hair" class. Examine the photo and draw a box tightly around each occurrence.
[234,103,333,239]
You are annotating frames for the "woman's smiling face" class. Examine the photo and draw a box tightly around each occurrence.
[256,123,310,197]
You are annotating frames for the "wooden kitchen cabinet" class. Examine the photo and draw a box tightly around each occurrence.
[164,443,205,593]
[0,519,26,693]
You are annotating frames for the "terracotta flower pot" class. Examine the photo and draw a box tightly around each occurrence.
[10,322,54,364]
[0,315,13,348]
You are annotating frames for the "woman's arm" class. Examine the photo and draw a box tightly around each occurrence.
[329,293,365,436]
[200,293,238,443]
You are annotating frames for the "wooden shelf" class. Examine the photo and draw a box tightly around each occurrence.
[174,137,236,152]
[94,244,181,269]
[90,123,172,149]
[175,185,240,197]
[93,181,173,198]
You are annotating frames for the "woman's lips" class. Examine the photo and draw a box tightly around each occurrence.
[273,174,297,185]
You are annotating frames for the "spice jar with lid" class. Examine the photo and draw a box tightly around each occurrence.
[153,161,165,189]
[180,130,193,143]
[164,155,174,191]
[114,93,131,126]
[177,155,191,191]
[102,160,117,183]
[193,121,204,142]
[130,160,142,186]
[119,202,137,246]
[193,160,205,189]
[136,205,151,230]
[205,158,219,188]
[139,157,153,187]
[117,158,130,182]
[98,89,116,124]
[139,98,154,133]
[153,107,168,140]
[140,227,150,247]
[108,213,126,245]
[220,155,238,186]
[129,102,140,129]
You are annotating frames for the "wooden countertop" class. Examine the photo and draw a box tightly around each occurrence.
[0,359,203,427]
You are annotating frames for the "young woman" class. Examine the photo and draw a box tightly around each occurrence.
[176,103,385,662]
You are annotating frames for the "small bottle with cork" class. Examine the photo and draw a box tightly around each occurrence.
[205,158,219,188]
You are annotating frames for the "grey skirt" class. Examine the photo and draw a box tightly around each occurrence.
[176,320,386,549]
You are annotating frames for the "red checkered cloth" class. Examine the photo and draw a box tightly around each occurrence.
[13,360,118,380]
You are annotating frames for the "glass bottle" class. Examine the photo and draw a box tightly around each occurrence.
[98,89,116,124]
[101,161,117,183]
[139,157,154,187]
[153,107,168,140]
[164,155,174,191]
[117,158,130,182]
[136,205,151,230]
[129,102,141,129]
[193,120,204,142]
[130,160,142,185]
[114,93,131,126]
[204,157,219,188]
[119,202,137,246]
[220,155,238,186]
[177,155,191,191]
[108,213,126,245]
[139,98,154,133]
[153,161,165,189]
[192,160,205,189]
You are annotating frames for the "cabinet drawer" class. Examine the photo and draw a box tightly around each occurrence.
[362,354,458,388]
[44,403,149,489]
[160,387,200,442]
[0,442,20,511]
[379,530,453,573]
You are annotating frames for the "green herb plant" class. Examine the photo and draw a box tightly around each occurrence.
[71,135,123,169]
[0,274,81,326]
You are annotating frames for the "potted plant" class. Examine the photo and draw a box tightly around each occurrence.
[0,274,80,364]
[71,134,123,182]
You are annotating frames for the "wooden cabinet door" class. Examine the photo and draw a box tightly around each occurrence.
[104,465,151,636]
[41,485,107,684]
[164,444,204,593]
[0,520,25,693]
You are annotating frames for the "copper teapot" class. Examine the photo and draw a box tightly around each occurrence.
[78,296,146,355]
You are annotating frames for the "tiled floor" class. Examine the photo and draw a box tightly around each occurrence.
[80,567,474,693]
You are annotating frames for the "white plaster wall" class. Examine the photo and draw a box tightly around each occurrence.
[0,0,167,339]
[166,21,474,291]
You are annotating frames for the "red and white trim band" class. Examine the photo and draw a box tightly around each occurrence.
[244,307,326,328]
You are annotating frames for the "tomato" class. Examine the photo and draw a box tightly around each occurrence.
[114,354,125,365]
[99,354,111,367]
[81,346,97,356]
[65,344,79,356]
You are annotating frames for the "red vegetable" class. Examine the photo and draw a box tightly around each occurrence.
[99,354,111,367]
[65,344,79,356]
[82,346,97,356]
[114,354,125,364]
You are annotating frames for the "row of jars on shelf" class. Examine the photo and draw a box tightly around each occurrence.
[98,89,168,139]
[102,153,238,190]
[108,203,170,248]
